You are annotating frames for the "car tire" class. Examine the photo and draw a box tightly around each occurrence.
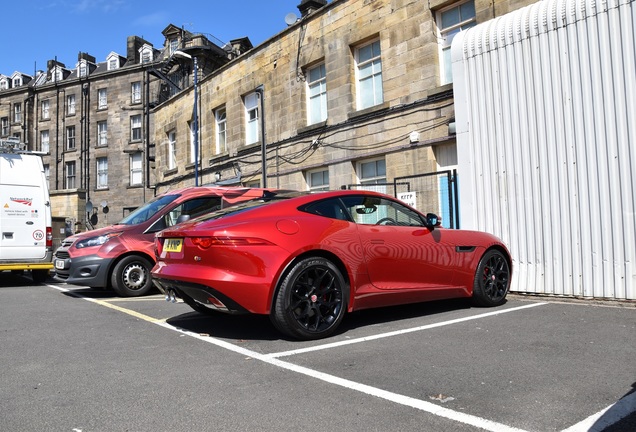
[31,269,49,283]
[110,255,154,297]
[271,257,347,340]
[472,249,510,307]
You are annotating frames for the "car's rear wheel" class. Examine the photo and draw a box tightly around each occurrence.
[272,257,347,340]
[110,255,154,297]
[472,249,510,306]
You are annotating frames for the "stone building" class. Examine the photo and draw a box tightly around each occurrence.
[0,27,236,245]
[151,0,536,226]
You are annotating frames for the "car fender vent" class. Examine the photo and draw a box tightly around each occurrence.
[456,246,476,253]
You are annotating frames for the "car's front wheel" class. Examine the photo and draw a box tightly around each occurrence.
[271,257,347,340]
[110,255,154,297]
[472,249,510,306]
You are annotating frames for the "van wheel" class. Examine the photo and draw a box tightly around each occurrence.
[32,270,49,283]
[111,255,154,297]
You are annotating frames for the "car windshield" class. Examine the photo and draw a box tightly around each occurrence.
[118,194,180,225]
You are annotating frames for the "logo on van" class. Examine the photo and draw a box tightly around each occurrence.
[10,197,33,206]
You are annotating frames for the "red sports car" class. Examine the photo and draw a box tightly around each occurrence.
[152,190,512,340]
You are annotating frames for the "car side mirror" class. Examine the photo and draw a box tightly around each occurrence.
[176,214,191,224]
[426,213,441,229]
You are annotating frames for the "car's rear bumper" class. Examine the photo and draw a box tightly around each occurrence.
[53,254,113,288]
[153,277,250,314]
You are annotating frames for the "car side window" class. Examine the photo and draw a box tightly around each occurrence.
[302,198,349,220]
[341,196,425,226]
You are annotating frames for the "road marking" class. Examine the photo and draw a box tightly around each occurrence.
[48,282,535,430]
[561,390,636,432]
[47,284,161,323]
[266,302,548,358]
[154,320,529,432]
[46,286,633,432]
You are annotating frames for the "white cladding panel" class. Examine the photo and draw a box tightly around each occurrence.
[452,0,636,299]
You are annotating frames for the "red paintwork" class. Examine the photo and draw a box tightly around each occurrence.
[152,190,511,315]
[55,186,278,288]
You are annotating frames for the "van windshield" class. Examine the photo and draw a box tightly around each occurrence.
[117,194,179,225]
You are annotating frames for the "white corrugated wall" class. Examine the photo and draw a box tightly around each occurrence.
[451,0,635,299]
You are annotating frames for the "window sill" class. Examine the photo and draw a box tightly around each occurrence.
[347,102,390,120]
[163,168,178,177]
[298,120,327,135]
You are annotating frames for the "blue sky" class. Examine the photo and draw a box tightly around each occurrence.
[2,0,317,76]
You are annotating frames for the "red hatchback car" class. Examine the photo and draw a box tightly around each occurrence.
[53,187,279,297]
[152,190,512,340]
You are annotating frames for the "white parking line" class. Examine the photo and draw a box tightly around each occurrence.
[154,320,530,432]
[266,302,548,359]
[46,285,633,431]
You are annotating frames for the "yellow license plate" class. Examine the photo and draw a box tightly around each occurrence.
[164,238,183,252]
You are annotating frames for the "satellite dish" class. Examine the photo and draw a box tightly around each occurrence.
[101,200,108,208]
[85,201,93,213]
[284,12,298,26]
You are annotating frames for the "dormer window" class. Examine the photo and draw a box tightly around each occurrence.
[51,67,63,82]
[139,44,153,64]
[78,62,87,77]
[169,38,178,54]
[0,79,7,90]
[106,53,121,70]
[13,76,22,87]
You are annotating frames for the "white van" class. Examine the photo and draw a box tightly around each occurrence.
[0,138,53,283]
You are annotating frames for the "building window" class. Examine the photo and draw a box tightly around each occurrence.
[41,100,50,120]
[13,76,22,87]
[131,82,141,104]
[43,164,50,181]
[65,161,76,189]
[53,68,63,82]
[140,45,153,64]
[355,40,383,110]
[66,126,76,150]
[358,158,387,193]
[130,115,142,141]
[307,63,327,125]
[97,157,108,189]
[67,94,76,115]
[129,152,143,185]
[0,79,7,90]
[1,117,8,135]
[97,121,108,146]
[13,103,21,123]
[244,92,259,145]
[168,131,177,170]
[41,130,50,153]
[108,58,118,70]
[215,108,227,154]
[79,62,87,77]
[307,169,329,191]
[437,0,476,85]
[98,89,107,109]
[169,38,178,54]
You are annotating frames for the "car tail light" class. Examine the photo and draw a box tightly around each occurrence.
[190,236,274,249]
[46,227,53,248]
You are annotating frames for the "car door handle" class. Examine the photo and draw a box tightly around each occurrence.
[26,221,34,225]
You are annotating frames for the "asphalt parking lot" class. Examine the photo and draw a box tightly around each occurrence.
[1,273,635,432]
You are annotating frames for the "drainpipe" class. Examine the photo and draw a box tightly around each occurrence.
[255,85,266,187]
